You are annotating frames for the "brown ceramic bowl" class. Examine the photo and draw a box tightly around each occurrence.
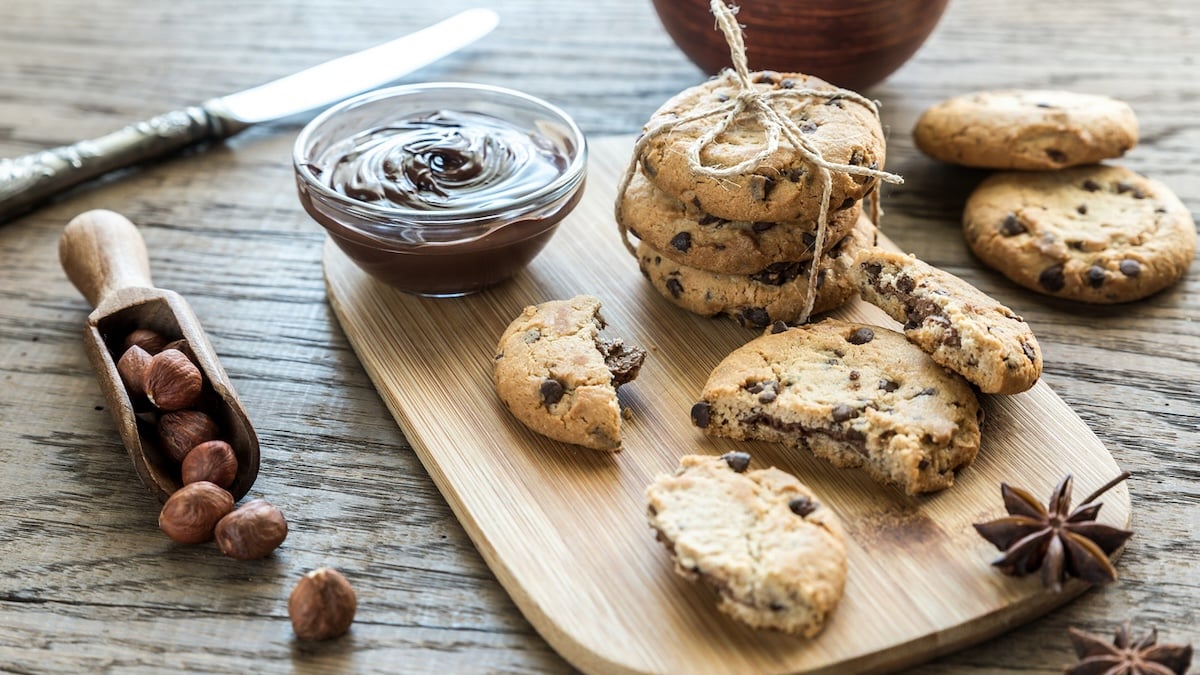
[652,0,950,91]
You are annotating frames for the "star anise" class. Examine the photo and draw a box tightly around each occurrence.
[1065,622,1193,675]
[973,471,1133,592]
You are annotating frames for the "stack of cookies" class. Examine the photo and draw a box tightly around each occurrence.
[914,90,1196,303]
[618,70,888,329]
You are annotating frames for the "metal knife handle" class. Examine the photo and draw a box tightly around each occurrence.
[0,101,248,223]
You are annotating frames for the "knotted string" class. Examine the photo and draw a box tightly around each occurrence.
[615,0,904,324]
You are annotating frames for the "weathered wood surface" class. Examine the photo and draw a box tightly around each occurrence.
[0,0,1195,672]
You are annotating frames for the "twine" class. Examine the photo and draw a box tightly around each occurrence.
[616,0,904,324]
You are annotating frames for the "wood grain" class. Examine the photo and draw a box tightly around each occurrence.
[0,0,1196,672]
[323,135,1132,674]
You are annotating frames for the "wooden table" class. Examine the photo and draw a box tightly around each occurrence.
[1,0,1196,672]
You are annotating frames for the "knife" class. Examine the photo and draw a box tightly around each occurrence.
[0,8,499,224]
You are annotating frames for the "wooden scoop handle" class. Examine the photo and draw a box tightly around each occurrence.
[59,209,155,308]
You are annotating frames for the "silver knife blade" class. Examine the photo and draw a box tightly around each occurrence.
[218,8,499,123]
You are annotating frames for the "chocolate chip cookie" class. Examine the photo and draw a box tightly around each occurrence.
[645,452,846,637]
[493,295,646,451]
[913,89,1138,170]
[639,70,886,223]
[963,165,1196,303]
[854,249,1043,394]
[691,319,981,494]
[618,167,861,274]
[637,213,874,328]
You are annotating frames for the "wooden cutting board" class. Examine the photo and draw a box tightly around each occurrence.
[322,136,1131,674]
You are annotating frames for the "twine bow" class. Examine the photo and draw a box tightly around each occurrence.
[616,0,904,324]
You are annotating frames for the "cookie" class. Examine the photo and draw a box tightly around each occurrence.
[639,70,886,223]
[691,319,982,494]
[638,214,874,328]
[493,295,646,451]
[618,167,861,274]
[963,165,1196,303]
[913,89,1138,170]
[645,453,846,637]
[854,249,1043,395]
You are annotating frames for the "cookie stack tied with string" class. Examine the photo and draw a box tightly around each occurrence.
[914,90,1196,303]
[616,0,903,329]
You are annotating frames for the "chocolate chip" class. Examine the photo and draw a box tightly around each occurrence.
[522,328,541,343]
[691,196,703,211]
[1076,203,1088,215]
[999,213,1026,236]
[670,231,692,252]
[1132,188,1147,199]
[665,277,684,299]
[918,459,931,470]
[848,148,866,166]
[748,174,772,202]
[721,451,751,473]
[1038,265,1066,292]
[540,378,564,405]
[690,401,711,428]
[1022,341,1038,363]
[831,404,856,423]
[716,92,729,103]
[740,307,771,328]
[801,232,817,248]
[1087,265,1107,288]
[780,78,795,89]
[754,71,779,84]
[1082,179,1101,192]
[698,212,721,226]
[788,496,816,517]
[1035,101,1055,109]
[1045,148,1068,163]
[769,601,786,611]
[916,387,936,397]
[879,379,900,392]
[799,120,817,133]
[1115,181,1134,194]
[1119,259,1141,277]
[825,96,845,108]
[896,275,916,293]
[785,167,805,182]
[750,261,803,286]
[744,381,765,394]
[847,327,875,345]
[770,320,789,334]
[839,197,856,210]
[758,388,777,404]
[849,370,860,381]
[752,221,775,233]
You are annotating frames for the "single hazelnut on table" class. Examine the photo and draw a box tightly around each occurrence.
[158,409,220,463]
[214,498,288,560]
[180,440,238,488]
[123,328,167,355]
[145,348,203,411]
[116,345,153,397]
[288,567,357,641]
[158,481,234,544]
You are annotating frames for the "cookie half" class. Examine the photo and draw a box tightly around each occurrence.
[645,453,847,637]
[619,167,861,274]
[914,89,1138,170]
[963,165,1196,303]
[637,214,874,328]
[691,319,981,494]
[639,70,886,223]
[854,249,1043,395]
[493,295,646,451]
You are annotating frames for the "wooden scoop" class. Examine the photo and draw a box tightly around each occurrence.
[59,209,259,503]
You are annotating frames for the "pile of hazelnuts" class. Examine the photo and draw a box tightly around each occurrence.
[116,327,356,640]
[116,327,287,560]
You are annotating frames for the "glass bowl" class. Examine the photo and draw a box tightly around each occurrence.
[293,82,587,297]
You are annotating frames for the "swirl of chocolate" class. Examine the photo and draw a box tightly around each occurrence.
[325,111,567,211]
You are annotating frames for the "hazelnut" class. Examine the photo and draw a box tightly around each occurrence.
[124,328,167,355]
[116,345,153,396]
[288,567,357,641]
[214,498,288,560]
[145,349,203,411]
[163,338,191,357]
[158,410,219,462]
[180,440,238,488]
[158,481,234,544]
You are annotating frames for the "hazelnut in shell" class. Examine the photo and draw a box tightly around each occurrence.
[158,410,219,463]
[288,567,357,641]
[123,328,167,355]
[181,440,238,488]
[158,481,234,544]
[145,348,203,411]
[116,345,153,397]
[214,498,288,560]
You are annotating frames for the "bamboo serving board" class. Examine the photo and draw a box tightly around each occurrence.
[322,136,1131,674]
